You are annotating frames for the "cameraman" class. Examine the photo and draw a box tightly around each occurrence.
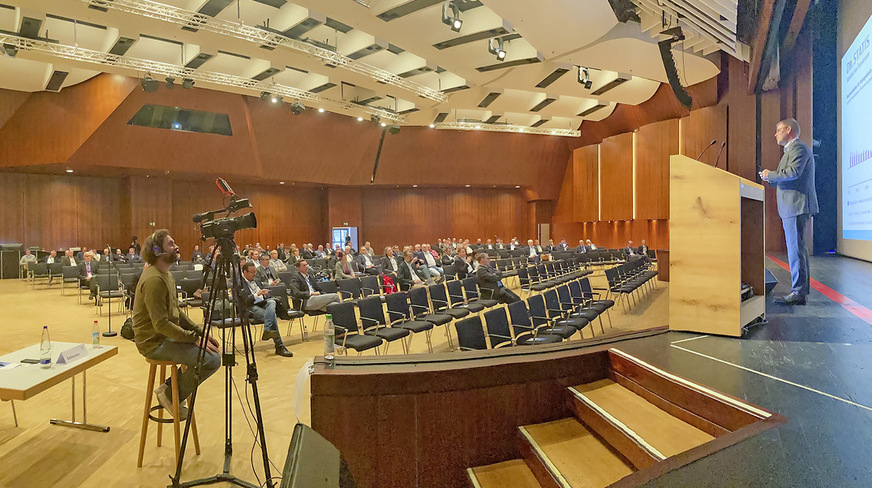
[133,229,221,419]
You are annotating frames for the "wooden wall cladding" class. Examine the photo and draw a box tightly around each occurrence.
[554,146,599,224]
[0,173,125,250]
[551,219,668,250]
[760,90,787,252]
[679,104,728,166]
[635,119,679,220]
[360,188,528,251]
[599,132,634,221]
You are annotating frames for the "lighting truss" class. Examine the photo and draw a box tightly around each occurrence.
[81,0,447,102]
[434,121,579,137]
[0,33,403,123]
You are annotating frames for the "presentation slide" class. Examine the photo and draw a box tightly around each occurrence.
[842,12,872,241]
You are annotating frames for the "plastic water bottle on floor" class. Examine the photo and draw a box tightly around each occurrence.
[40,326,52,369]
[92,320,100,346]
[324,314,335,367]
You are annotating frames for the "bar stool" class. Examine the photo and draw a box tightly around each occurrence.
[137,359,200,467]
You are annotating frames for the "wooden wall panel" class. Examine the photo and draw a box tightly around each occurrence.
[129,176,173,241]
[552,219,668,250]
[679,105,728,166]
[328,187,363,230]
[600,133,634,221]
[575,145,600,222]
[635,119,679,220]
[761,91,786,252]
[361,188,528,251]
[721,56,759,181]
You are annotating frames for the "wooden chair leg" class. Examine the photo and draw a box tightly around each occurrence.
[170,366,181,464]
[157,365,166,447]
[137,364,157,468]
[190,411,201,455]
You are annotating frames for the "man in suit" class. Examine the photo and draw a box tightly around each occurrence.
[637,240,649,256]
[760,118,819,305]
[575,240,587,253]
[256,255,281,287]
[453,247,474,280]
[191,245,204,263]
[544,239,556,253]
[61,249,77,267]
[475,253,520,304]
[557,239,569,251]
[78,252,99,299]
[44,250,59,264]
[354,247,380,275]
[269,250,288,275]
[126,247,142,263]
[396,249,429,290]
[287,260,341,312]
[624,241,637,256]
[240,262,292,357]
[526,239,540,264]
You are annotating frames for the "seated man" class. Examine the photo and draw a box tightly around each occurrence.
[476,253,520,304]
[61,249,77,267]
[418,244,443,281]
[256,255,281,287]
[113,248,126,262]
[454,247,474,280]
[269,250,288,274]
[637,240,649,255]
[191,245,204,263]
[133,229,221,419]
[625,241,637,256]
[410,244,435,282]
[79,252,99,299]
[288,260,341,312]
[526,239,540,264]
[300,244,314,260]
[240,262,293,357]
[575,240,587,253]
[586,239,597,250]
[126,247,142,263]
[382,246,401,280]
[19,249,37,268]
[396,249,429,290]
[314,245,327,259]
[44,250,59,264]
[558,239,569,250]
[354,247,381,275]
[544,239,556,253]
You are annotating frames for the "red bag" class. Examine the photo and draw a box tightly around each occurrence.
[382,274,397,294]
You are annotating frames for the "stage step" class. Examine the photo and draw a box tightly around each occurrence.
[518,418,634,488]
[467,459,542,488]
[568,379,715,467]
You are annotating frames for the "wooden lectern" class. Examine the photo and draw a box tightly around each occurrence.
[669,154,765,337]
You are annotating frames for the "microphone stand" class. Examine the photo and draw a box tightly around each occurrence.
[713,141,726,169]
[103,246,118,337]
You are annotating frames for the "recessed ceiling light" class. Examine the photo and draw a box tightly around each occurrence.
[413,185,418,188]
[465,184,471,188]
[318,108,325,113]
[518,128,524,132]
[515,185,520,188]
[475,125,481,129]
[65,169,73,173]
[279,181,285,185]
[357,117,363,121]
[429,124,435,128]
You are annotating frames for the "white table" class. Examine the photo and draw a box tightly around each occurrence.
[0,342,117,432]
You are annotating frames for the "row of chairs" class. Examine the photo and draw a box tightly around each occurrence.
[517,260,593,296]
[603,259,659,311]
[455,278,616,350]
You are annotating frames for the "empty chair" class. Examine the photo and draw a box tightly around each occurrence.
[555,284,600,323]
[315,280,341,296]
[95,273,124,316]
[356,296,411,354]
[445,280,484,312]
[47,262,63,286]
[525,294,581,340]
[30,262,50,288]
[507,300,574,341]
[427,283,472,319]
[337,278,363,303]
[483,307,561,347]
[462,277,498,308]
[359,275,385,301]
[542,289,591,335]
[325,302,383,355]
[61,265,81,297]
[383,292,435,353]
[454,316,488,351]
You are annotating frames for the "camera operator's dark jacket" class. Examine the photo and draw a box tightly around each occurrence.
[133,266,203,355]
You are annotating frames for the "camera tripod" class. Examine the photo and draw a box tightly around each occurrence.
[170,235,275,488]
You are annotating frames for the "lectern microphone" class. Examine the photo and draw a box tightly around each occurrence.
[713,141,727,169]
[696,140,717,161]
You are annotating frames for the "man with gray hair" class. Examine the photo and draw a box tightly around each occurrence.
[760,118,818,306]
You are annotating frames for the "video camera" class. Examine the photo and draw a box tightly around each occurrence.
[194,178,257,239]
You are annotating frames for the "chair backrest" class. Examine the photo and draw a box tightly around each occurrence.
[507,301,534,337]
[31,262,48,275]
[568,280,584,301]
[278,271,295,288]
[556,284,572,306]
[62,265,79,279]
[357,296,386,330]
[96,273,120,291]
[385,291,412,322]
[316,280,340,294]
[359,275,380,297]
[482,307,513,347]
[408,287,432,317]
[445,280,467,307]
[427,283,450,312]
[517,267,530,286]
[338,278,362,300]
[543,289,561,317]
[325,302,358,334]
[186,269,203,280]
[442,263,456,280]
[526,295,549,326]
[455,316,487,351]
[309,258,327,269]
[48,262,63,275]
[462,277,481,300]
[170,270,186,282]
[177,277,200,296]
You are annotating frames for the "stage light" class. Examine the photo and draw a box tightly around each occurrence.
[380,122,387,127]
[357,116,364,121]
[290,101,305,115]
[429,124,435,128]
[488,38,506,61]
[442,1,462,32]
[318,108,325,113]
[577,66,592,89]
[389,124,400,134]
[165,77,175,89]
[141,76,159,93]
[182,78,195,89]
[172,122,181,129]
[272,95,282,104]
[260,91,271,102]
[370,114,381,125]
[2,43,17,57]
[475,125,481,129]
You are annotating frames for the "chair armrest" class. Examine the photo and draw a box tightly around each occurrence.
[410,303,430,314]
[487,333,513,341]
[388,317,407,327]
[360,316,380,326]
[430,298,448,306]
[338,290,353,300]
[386,309,405,321]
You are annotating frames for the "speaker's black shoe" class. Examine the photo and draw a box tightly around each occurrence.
[275,345,293,357]
[774,293,807,305]
[262,329,280,341]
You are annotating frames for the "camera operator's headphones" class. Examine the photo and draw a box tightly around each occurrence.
[150,232,165,256]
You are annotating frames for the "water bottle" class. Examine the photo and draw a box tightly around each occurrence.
[40,326,52,369]
[324,314,335,366]
[92,320,100,346]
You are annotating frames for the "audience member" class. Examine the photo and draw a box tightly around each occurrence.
[355,247,380,275]
[191,245,204,263]
[269,250,288,274]
[130,235,141,256]
[19,249,37,266]
[62,249,77,267]
[79,252,99,300]
[638,240,649,255]
[256,255,281,286]
[44,250,59,264]
[240,261,293,357]
[288,260,341,312]
[333,250,356,280]
[126,247,142,263]
[396,249,429,290]
[475,253,520,304]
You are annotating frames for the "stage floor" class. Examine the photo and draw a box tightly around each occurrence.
[2,254,871,487]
